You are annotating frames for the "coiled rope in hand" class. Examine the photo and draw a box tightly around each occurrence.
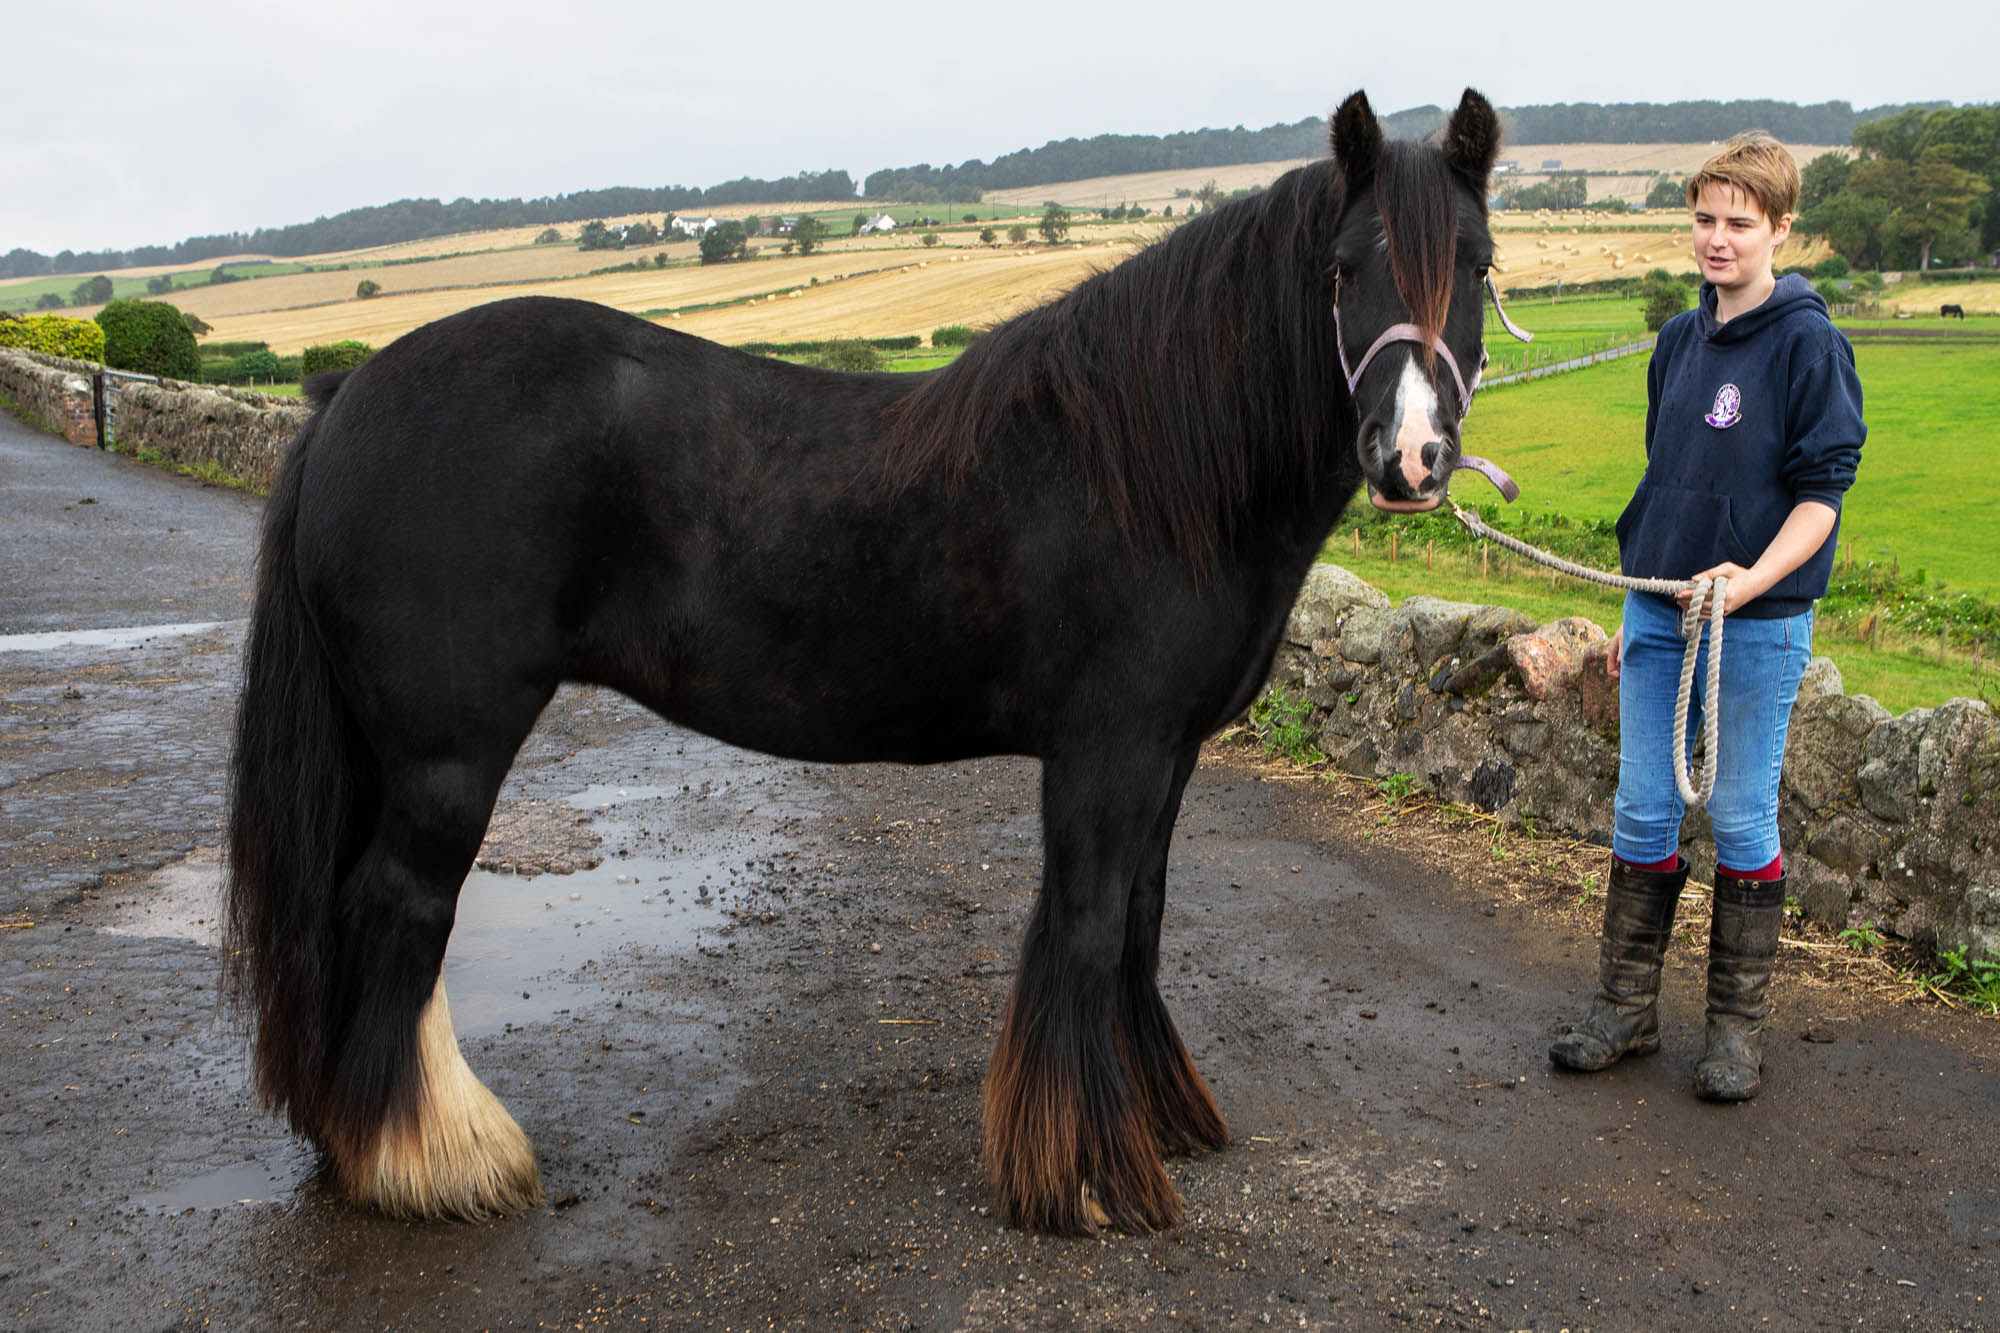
[1447,496,1725,809]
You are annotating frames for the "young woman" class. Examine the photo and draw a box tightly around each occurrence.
[1550,133,1865,1101]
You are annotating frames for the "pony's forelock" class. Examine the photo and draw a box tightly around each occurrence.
[1373,143,1457,364]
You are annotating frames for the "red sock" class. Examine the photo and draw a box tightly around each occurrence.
[1616,853,1682,873]
[1718,854,1784,881]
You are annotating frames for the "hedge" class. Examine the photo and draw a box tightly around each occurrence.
[300,340,375,375]
[0,314,106,361]
[931,325,979,347]
[737,335,921,355]
[201,352,302,385]
[95,300,200,379]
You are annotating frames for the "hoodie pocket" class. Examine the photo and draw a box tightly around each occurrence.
[1617,483,1755,580]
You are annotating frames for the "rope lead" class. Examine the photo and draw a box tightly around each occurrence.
[1447,498,1723,809]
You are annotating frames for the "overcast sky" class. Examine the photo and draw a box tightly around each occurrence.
[11,0,1994,256]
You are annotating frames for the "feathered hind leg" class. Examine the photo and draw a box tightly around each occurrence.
[312,760,547,1220]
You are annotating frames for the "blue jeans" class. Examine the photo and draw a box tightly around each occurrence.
[1612,590,1812,870]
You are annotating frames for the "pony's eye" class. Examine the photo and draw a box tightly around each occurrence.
[1473,262,1491,281]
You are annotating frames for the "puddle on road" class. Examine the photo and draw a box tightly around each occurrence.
[106,729,822,1210]
[445,842,768,1038]
[0,619,241,654]
[132,1145,317,1214]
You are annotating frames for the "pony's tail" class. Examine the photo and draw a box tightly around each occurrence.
[225,382,374,1143]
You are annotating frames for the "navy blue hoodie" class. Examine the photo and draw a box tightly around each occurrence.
[1616,273,1865,618]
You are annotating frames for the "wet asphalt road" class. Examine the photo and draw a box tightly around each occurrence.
[2,412,1996,1330]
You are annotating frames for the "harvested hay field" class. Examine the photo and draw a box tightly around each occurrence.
[163,243,700,320]
[669,243,1138,345]
[1487,218,1829,287]
[195,242,1136,352]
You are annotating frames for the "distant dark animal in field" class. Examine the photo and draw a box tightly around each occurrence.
[1941,303,1966,318]
[227,88,1511,1236]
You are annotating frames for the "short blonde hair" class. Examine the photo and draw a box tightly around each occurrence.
[1686,131,1800,223]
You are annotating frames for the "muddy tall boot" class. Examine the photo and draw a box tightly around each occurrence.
[1549,857,1687,1071]
[1694,873,1786,1102]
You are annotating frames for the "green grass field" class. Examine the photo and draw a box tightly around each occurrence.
[1465,336,2000,601]
[1480,294,1652,379]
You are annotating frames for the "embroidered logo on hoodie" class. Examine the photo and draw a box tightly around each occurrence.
[1705,382,1742,429]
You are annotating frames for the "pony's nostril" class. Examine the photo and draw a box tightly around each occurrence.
[1420,441,1441,469]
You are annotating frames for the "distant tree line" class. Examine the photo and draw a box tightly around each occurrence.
[0,170,857,278]
[4,100,1951,276]
[862,118,1338,201]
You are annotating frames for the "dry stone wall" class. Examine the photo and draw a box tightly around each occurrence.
[0,348,304,491]
[1272,564,2000,963]
[0,348,98,445]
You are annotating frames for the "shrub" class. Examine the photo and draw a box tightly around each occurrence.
[145,274,175,295]
[0,313,106,361]
[1006,224,1028,244]
[1812,255,1851,279]
[931,325,978,347]
[921,232,940,247]
[300,340,376,375]
[534,227,562,244]
[237,348,282,379]
[94,300,199,378]
[72,275,114,306]
[355,278,381,298]
[1038,204,1070,244]
[34,291,66,310]
[699,221,749,265]
[1638,269,1691,332]
[791,216,827,256]
[1812,277,1846,307]
[806,340,884,372]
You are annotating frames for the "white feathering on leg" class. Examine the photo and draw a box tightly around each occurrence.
[341,977,544,1220]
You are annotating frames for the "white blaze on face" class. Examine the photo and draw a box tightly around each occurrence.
[1390,355,1442,492]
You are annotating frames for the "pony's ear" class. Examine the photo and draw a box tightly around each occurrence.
[1442,88,1502,186]
[1331,91,1383,188]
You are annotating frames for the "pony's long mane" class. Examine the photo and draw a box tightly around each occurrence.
[879,163,1347,569]
[1374,140,1460,363]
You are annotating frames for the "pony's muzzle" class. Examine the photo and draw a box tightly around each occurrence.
[1360,419,1450,513]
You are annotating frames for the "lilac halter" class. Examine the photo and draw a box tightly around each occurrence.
[1333,275,1534,418]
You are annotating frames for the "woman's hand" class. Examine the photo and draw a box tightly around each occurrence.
[1677,501,1838,620]
[1607,625,1622,678]
[1676,561,1759,618]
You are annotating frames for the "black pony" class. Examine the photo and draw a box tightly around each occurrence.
[227,89,1505,1236]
